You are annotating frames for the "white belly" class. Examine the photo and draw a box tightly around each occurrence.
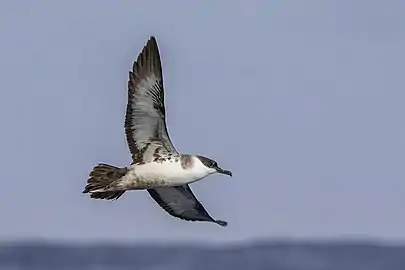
[123,161,208,189]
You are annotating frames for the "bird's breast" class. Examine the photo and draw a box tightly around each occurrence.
[129,161,206,186]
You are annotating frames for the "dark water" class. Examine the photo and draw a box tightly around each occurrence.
[1,241,404,270]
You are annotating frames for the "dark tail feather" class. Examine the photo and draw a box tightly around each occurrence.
[83,163,128,200]
[89,190,126,200]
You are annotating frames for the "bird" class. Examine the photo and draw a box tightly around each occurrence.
[83,36,232,227]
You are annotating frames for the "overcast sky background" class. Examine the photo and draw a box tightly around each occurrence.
[1,0,405,244]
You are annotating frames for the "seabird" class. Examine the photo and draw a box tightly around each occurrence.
[83,36,232,227]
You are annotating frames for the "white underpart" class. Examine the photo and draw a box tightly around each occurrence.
[122,155,216,188]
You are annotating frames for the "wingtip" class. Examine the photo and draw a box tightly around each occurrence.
[148,36,157,45]
[216,220,228,227]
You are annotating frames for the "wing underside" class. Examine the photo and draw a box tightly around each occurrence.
[125,36,178,164]
[147,185,227,227]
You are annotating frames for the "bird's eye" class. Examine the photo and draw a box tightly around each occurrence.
[211,162,217,168]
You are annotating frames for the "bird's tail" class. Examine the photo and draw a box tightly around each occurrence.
[82,163,128,200]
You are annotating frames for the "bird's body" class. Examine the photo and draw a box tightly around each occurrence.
[83,36,232,227]
[93,155,216,191]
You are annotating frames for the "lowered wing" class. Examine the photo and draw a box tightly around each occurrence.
[147,185,227,227]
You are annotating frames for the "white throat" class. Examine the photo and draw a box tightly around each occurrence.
[187,155,216,180]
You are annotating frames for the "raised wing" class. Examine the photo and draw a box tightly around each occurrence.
[147,185,227,227]
[125,36,177,164]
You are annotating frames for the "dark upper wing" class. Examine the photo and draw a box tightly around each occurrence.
[147,185,227,227]
[125,36,178,163]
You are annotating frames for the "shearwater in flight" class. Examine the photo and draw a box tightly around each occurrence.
[83,36,232,227]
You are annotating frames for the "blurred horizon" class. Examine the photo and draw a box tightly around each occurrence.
[2,237,405,247]
[2,240,405,269]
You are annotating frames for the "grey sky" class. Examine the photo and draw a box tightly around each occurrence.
[1,0,405,244]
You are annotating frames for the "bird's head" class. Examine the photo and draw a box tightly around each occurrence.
[195,155,232,177]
